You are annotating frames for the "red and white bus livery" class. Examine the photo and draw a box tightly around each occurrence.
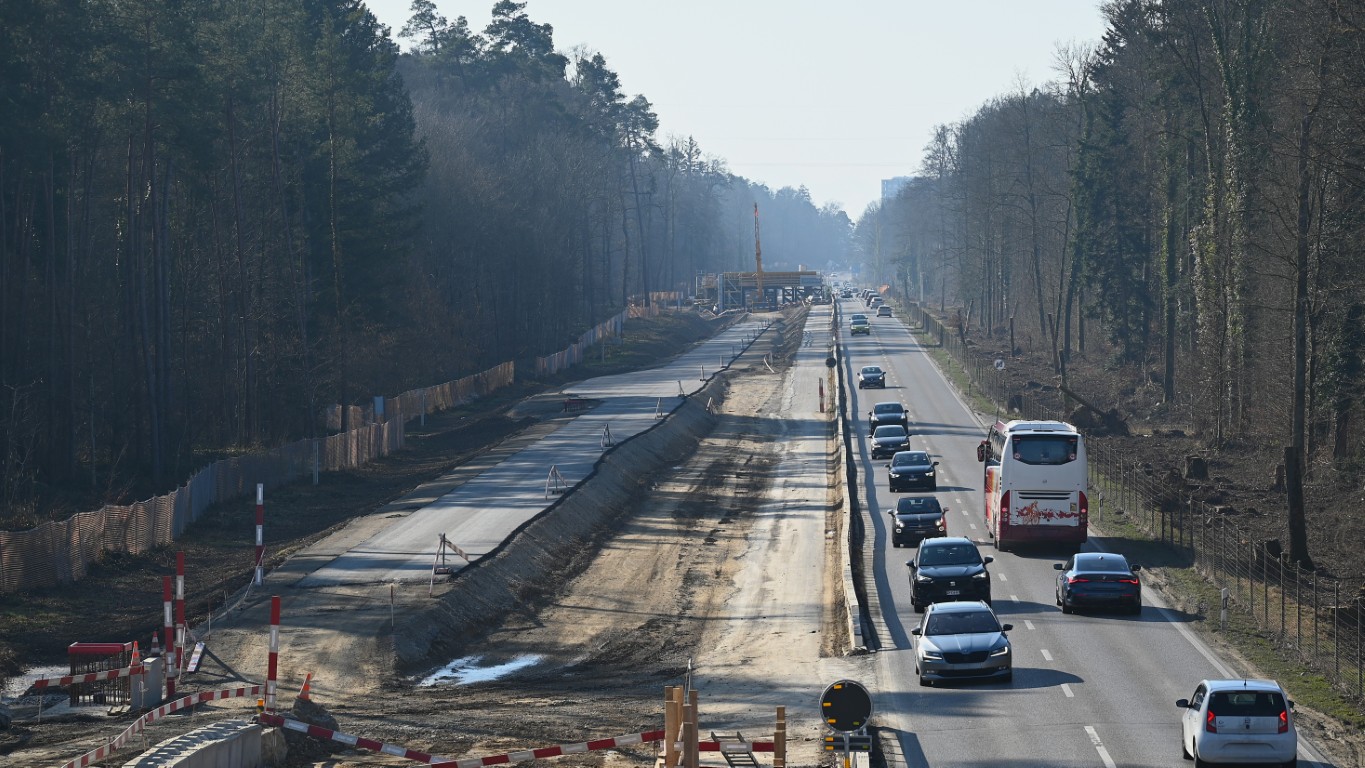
[976,419,1088,550]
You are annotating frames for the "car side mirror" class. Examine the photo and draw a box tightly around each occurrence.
[1175,699,1190,709]
[910,628,922,636]
[932,461,940,467]
[1288,700,1295,709]
[1053,563,1064,570]
[982,556,994,564]
[1131,564,1142,571]
[1001,624,1013,632]
[906,561,916,570]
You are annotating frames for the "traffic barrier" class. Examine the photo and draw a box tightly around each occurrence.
[545,465,568,498]
[601,424,615,448]
[31,663,147,689]
[58,683,265,768]
[257,712,664,767]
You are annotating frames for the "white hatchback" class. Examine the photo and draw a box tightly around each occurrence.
[1176,679,1297,767]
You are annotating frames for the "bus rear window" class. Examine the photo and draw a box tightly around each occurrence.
[1010,435,1078,465]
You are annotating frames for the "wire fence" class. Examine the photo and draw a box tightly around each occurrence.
[909,302,1365,703]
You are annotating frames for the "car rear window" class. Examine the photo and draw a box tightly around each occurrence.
[1075,555,1130,573]
[926,610,999,635]
[1209,691,1286,716]
[896,497,942,514]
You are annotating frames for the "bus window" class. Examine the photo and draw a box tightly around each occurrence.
[1010,435,1078,466]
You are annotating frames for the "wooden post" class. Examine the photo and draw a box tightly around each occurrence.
[685,689,700,768]
[663,686,680,768]
[774,705,787,768]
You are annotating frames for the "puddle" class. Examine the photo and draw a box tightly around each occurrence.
[418,654,541,687]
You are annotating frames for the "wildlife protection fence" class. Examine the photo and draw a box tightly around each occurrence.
[0,362,514,594]
[911,303,1365,703]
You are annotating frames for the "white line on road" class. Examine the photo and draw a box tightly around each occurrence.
[1084,726,1118,768]
[969,523,977,530]
[1041,649,1054,661]
[1024,620,1035,630]
[1009,594,1019,602]
[1061,683,1074,697]
[998,573,1008,582]
[960,509,969,516]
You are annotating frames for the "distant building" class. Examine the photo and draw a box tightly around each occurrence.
[881,176,913,201]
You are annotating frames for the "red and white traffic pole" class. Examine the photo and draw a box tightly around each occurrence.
[254,484,265,586]
[267,595,281,712]
[174,551,186,686]
[163,576,176,698]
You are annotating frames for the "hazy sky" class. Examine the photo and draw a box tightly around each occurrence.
[365,0,1110,217]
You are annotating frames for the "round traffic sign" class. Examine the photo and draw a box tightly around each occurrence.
[819,679,872,732]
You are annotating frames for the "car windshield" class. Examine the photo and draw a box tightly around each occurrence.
[874,404,903,415]
[1208,691,1286,716]
[919,543,982,566]
[1074,555,1130,573]
[896,497,941,514]
[861,367,882,375]
[925,610,1000,635]
[892,452,930,467]
[874,426,906,439]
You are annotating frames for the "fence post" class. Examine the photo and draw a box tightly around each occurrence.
[1334,580,1340,681]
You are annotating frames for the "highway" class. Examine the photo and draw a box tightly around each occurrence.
[836,295,1333,768]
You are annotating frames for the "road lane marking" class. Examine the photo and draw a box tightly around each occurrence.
[1024,620,1035,630]
[1009,594,1019,602]
[1061,683,1074,697]
[998,573,1008,581]
[968,523,977,530]
[960,509,968,516]
[1041,649,1053,661]
[1084,726,1118,768]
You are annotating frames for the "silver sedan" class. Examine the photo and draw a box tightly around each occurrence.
[911,601,1013,686]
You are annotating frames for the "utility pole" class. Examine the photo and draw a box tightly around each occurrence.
[754,203,764,308]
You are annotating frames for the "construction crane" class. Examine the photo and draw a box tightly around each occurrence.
[753,203,764,308]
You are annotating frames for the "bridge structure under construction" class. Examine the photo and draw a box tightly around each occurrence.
[698,271,825,312]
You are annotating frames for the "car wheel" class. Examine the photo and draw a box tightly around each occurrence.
[1001,670,1012,684]
[1193,754,1211,768]
[919,675,931,687]
[929,482,937,491]
[912,602,924,614]
[1060,600,1073,615]
[893,541,900,548]
[1129,601,1142,615]
[1282,758,1297,768]
[1055,590,1063,607]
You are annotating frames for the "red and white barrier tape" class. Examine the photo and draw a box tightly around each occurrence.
[59,684,264,768]
[259,714,666,766]
[31,664,146,689]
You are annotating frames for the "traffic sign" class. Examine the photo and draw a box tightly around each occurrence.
[819,679,872,732]
[823,734,873,752]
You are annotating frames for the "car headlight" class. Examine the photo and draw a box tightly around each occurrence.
[894,525,904,532]
[889,472,901,478]
[921,649,943,659]
[990,645,1010,657]
[924,470,935,477]
[915,573,933,583]
[972,571,989,581]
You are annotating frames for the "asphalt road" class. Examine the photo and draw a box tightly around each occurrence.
[836,296,1334,768]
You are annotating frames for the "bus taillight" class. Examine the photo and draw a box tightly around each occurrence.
[999,491,1010,525]
[1079,492,1088,524]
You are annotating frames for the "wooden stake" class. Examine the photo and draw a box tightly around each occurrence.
[774,705,787,768]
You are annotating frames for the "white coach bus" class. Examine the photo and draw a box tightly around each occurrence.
[976,419,1088,551]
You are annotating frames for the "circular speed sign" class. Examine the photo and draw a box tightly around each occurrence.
[819,679,872,732]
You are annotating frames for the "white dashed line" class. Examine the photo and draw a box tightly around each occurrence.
[1024,620,1035,630]
[998,573,1008,582]
[968,523,977,530]
[1040,649,1054,661]
[1061,683,1075,697]
[960,509,969,516]
[1084,726,1118,768]
[1009,594,1019,602]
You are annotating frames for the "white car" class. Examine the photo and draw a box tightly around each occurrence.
[1177,679,1297,767]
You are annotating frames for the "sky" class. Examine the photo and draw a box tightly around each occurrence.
[365,0,1111,218]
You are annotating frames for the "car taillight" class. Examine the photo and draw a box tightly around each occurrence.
[1278,711,1288,734]
[936,518,946,530]
[1079,491,1088,524]
[1205,710,1218,733]
[1067,576,1090,584]
[1119,577,1140,585]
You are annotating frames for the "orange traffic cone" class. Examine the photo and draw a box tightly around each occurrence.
[150,633,161,656]
[131,640,141,666]
[297,673,312,701]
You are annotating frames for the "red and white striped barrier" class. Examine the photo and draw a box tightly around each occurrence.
[30,664,146,689]
[59,683,265,768]
[258,714,667,767]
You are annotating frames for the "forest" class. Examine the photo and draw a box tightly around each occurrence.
[857,0,1365,569]
[0,0,851,517]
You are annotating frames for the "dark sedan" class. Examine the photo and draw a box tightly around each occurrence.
[1054,552,1142,614]
[908,536,993,612]
[857,365,887,388]
[888,450,937,492]
[870,425,911,458]
[868,401,909,430]
[891,496,946,547]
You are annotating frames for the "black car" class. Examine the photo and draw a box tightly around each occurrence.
[868,401,909,430]
[888,450,938,492]
[870,425,911,458]
[858,365,886,389]
[891,496,947,547]
[907,536,993,612]
[1054,552,1142,614]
